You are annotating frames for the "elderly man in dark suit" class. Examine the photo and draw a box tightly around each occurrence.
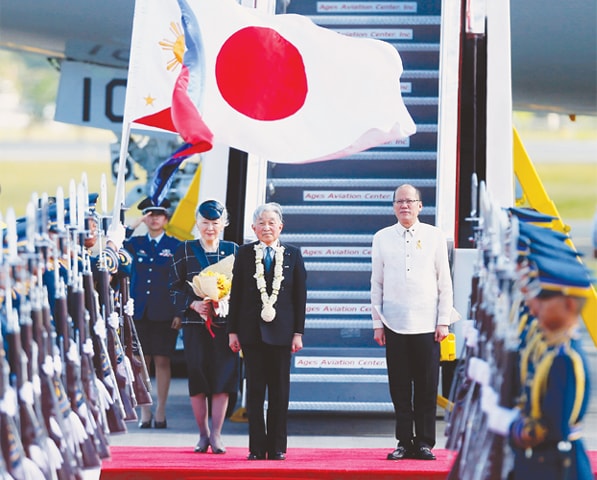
[227,202,307,461]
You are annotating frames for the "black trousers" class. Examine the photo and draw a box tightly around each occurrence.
[242,343,291,455]
[384,327,440,448]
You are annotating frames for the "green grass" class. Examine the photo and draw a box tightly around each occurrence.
[1,158,594,220]
[0,160,114,217]
[532,162,597,220]
[0,159,147,218]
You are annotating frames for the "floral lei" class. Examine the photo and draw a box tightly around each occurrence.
[254,243,285,322]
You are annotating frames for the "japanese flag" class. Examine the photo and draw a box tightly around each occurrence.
[125,0,416,164]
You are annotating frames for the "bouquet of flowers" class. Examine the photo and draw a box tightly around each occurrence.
[188,255,234,336]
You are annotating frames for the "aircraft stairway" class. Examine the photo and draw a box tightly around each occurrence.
[263,0,445,412]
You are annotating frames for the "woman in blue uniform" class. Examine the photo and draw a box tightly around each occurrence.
[124,198,181,429]
[169,200,239,454]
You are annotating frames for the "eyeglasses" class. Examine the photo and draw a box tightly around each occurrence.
[394,199,420,205]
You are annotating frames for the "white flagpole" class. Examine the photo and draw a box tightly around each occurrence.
[110,121,132,227]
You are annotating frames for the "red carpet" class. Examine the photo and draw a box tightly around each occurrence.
[100,447,597,480]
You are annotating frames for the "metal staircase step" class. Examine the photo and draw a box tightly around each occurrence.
[281,233,373,244]
[305,319,372,329]
[271,178,438,201]
[271,154,437,179]
[287,401,393,412]
[307,291,370,300]
[288,0,441,15]
[291,374,388,383]
[271,177,436,188]
[282,205,436,215]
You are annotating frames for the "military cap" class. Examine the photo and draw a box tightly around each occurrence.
[138,197,171,216]
[517,221,569,242]
[508,207,556,224]
[526,253,594,298]
[525,239,581,259]
[197,199,225,220]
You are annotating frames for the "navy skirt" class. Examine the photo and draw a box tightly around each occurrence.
[182,322,240,396]
[135,320,178,357]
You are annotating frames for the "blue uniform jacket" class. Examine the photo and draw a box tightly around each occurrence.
[511,333,593,480]
[124,234,180,322]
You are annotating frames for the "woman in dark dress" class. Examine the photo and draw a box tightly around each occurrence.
[169,200,239,454]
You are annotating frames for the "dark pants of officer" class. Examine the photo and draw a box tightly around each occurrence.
[384,328,440,449]
[242,343,292,456]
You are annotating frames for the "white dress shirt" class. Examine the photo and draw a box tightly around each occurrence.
[371,220,453,334]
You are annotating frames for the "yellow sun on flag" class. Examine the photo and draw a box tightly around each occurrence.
[159,22,186,71]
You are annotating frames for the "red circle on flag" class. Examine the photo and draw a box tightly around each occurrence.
[216,27,308,121]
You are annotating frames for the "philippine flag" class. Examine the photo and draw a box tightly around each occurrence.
[125,0,416,164]
[124,0,185,134]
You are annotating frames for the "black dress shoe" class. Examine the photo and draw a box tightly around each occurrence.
[194,437,210,453]
[414,445,436,460]
[268,452,286,461]
[247,452,266,460]
[210,445,226,454]
[209,435,226,454]
[138,416,153,429]
[386,445,414,460]
[153,419,167,429]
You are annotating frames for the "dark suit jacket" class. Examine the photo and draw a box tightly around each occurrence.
[227,241,307,346]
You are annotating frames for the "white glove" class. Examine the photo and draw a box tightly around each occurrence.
[487,405,519,436]
[124,298,135,317]
[106,222,126,250]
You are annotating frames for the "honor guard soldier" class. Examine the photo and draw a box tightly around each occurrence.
[509,252,594,480]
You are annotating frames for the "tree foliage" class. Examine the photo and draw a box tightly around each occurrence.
[0,51,59,121]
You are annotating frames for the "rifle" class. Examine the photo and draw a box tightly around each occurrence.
[95,264,138,422]
[119,275,153,406]
[82,267,127,434]
[0,321,45,480]
[447,182,526,480]
[69,275,111,460]
[0,288,11,478]
[6,284,51,477]
[33,284,80,480]
[53,277,101,470]
[8,201,58,477]
[1,229,46,479]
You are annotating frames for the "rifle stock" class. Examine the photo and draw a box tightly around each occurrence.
[120,276,153,406]
[0,317,45,480]
[36,288,81,480]
[95,266,137,422]
[82,270,127,434]
[6,302,54,478]
[53,288,101,470]
[71,283,111,460]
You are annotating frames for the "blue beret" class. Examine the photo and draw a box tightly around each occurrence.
[197,200,225,220]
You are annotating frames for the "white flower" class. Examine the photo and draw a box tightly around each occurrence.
[254,244,285,322]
